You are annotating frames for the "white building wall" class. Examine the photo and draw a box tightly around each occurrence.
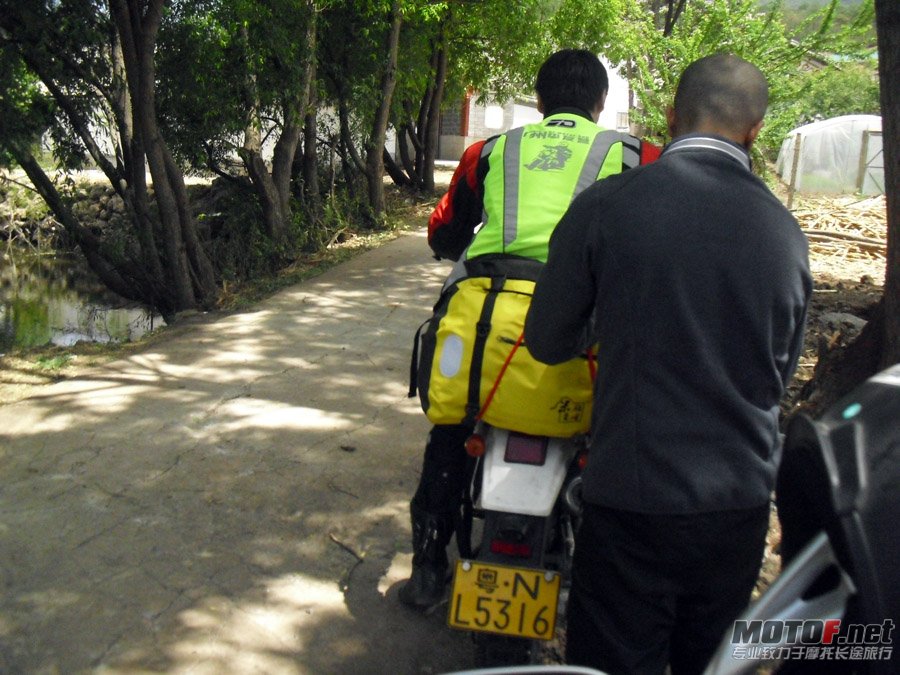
[598,59,630,132]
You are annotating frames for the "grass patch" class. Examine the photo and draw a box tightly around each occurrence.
[34,353,74,371]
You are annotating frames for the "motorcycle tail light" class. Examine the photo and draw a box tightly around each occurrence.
[490,539,532,558]
[465,433,486,457]
[504,432,547,465]
[577,449,589,470]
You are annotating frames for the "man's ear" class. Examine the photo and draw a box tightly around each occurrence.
[744,119,764,150]
[537,95,544,115]
[591,90,608,123]
[666,105,676,138]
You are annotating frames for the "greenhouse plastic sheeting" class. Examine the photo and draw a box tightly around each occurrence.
[776,115,884,196]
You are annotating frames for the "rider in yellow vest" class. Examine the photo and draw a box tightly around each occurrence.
[466,113,635,262]
[400,49,660,609]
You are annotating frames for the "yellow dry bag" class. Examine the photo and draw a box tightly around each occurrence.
[410,274,595,437]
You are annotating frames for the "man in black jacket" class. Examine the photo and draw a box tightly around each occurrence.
[524,54,812,674]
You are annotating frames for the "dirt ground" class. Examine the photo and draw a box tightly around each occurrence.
[0,230,483,674]
[0,178,888,673]
[781,193,887,413]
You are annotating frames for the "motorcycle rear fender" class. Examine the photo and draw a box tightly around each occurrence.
[477,427,578,517]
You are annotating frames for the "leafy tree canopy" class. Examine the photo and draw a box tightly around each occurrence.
[609,0,878,161]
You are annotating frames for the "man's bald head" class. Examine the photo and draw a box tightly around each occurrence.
[669,54,769,146]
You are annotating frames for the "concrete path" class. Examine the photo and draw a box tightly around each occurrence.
[0,231,476,674]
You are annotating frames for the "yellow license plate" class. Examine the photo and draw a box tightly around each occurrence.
[448,560,560,640]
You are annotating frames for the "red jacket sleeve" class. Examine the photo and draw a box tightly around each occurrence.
[621,135,662,172]
[428,140,485,260]
[640,141,662,164]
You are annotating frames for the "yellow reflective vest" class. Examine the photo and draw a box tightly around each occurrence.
[465,112,638,262]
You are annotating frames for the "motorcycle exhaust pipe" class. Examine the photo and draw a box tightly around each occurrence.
[563,475,583,517]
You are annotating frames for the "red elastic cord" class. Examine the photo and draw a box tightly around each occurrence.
[587,347,597,382]
[477,335,596,423]
[476,331,524,422]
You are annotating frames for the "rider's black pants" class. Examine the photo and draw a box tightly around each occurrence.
[410,423,473,514]
[408,424,473,567]
[566,502,770,675]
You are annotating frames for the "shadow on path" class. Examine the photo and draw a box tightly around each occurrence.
[0,231,475,674]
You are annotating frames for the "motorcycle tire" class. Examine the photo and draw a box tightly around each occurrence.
[473,632,536,667]
[467,509,553,667]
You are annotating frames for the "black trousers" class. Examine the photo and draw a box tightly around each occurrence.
[566,502,770,675]
[410,423,472,515]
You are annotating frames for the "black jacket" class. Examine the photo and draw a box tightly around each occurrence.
[525,134,812,514]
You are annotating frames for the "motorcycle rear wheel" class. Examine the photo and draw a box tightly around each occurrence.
[465,509,556,668]
[473,632,538,667]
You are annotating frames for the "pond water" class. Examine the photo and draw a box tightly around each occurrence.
[0,252,162,352]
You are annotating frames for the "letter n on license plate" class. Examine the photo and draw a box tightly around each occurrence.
[448,560,560,640]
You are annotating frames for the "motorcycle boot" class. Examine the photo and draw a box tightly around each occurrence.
[398,506,454,610]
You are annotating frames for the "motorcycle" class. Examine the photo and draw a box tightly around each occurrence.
[409,258,597,666]
[446,420,588,666]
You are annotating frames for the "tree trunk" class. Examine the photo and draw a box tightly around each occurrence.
[364,0,402,220]
[130,2,197,309]
[422,26,449,193]
[415,65,434,179]
[383,147,411,187]
[875,0,900,367]
[398,115,423,188]
[239,4,317,252]
[2,0,216,315]
[271,112,303,235]
[272,2,317,242]
[109,0,217,311]
[241,114,290,245]
[301,58,322,223]
[237,21,289,247]
[338,97,366,174]
[108,27,166,290]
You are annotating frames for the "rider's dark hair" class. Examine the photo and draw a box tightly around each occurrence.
[535,49,608,115]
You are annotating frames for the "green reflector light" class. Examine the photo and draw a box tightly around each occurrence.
[842,402,862,420]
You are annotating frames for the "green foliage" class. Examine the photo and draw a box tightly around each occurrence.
[317,189,369,243]
[445,0,547,102]
[35,353,73,371]
[195,176,370,283]
[0,50,55,167]
[759,58,881,156]
[389,0,627,131]
[803,61,881,117]
[2,0,884,316]
[319,2,400,137]
[157,5,246,170]
[0,178,51,223]
[201,182,277,282]
[436,0,629,105]
[615,0,878,162]
[159,0,312,170]
[775,0,874,41]
[542,0,631,56]
[1,0,116,171]
[6,298,51,349]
